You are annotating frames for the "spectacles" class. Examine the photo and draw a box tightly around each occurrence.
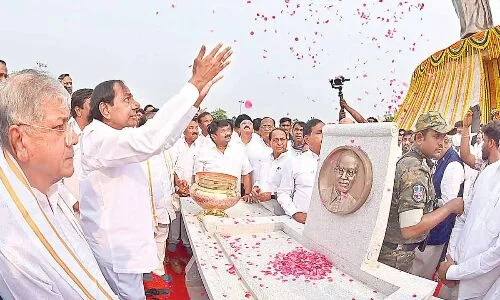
[334,167,357,178]
[16,122,75,146]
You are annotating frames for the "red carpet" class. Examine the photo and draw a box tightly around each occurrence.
[144,244,191,300]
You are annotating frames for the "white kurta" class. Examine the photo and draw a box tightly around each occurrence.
[144,151,176,225]
[447,160,500,299]
[0,151,115,299]
[193,142,253,189]
[169,137,202,185]
[79,83,198,274]
[277,150,319,217]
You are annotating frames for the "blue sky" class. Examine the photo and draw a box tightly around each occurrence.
[2,0,499,122]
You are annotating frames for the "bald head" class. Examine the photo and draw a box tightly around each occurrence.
[339,118,355,124]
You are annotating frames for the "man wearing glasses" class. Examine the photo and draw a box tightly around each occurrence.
[323,150,359,215]
[0,70,115,299]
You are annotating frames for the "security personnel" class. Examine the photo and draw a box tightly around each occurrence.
[379,112,465,272]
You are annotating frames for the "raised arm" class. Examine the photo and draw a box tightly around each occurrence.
[460,110,478,169]
[340,99,368,123]
[81,44,232,171]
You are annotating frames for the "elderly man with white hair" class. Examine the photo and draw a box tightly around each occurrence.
[0,70,116,299]
[79,44,231,299]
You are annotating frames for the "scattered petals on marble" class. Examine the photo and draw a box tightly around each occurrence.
[263,247,333,280]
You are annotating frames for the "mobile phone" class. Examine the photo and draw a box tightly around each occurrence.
[470,104,481,133]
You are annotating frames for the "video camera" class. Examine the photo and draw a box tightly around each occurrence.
[329,76,350,91]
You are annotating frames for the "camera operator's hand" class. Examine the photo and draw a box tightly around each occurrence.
[339,99,349,109]
[189,44,232,106]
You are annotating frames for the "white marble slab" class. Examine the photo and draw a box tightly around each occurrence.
[181,197,275,300]
[216,230,386,300]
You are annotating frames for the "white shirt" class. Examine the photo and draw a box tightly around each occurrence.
[440,160,465,204]
[79,83,198,273]
[198,133,213,147]
[193,142,253,189]
[245,134,272,185]
[277,150,319,217]
[62,118,83,206]
[229,130,241,146]
[255,151,291,193]
[447,160,500,299]
[169,136,202,185]
[143,151,176,225]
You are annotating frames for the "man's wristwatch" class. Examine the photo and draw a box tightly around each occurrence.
[271,192,277,200]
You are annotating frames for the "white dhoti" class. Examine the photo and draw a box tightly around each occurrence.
[153,224,170,276]
[98,263,145,300]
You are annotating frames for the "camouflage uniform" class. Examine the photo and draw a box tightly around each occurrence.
[379,148,436,271]
[379,112,456,272]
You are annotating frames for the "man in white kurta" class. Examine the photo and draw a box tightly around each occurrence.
[143,150,176,281]
[439,121,500,299]
[0,69,115,299]
[79,44,232,299]
[167,119,201,253]
[79,83,198,298]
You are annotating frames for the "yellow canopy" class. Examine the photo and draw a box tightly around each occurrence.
[395,25,500,129]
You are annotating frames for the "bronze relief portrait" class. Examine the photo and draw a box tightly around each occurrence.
[318,146,373,215]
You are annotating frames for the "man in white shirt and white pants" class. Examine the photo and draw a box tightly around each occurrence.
[438,120,500,299]
[79,44,232,299]
[277,119,324,224]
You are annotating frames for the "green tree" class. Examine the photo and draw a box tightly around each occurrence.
[212,108,228,120]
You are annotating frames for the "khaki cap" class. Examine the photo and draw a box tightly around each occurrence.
[414,111,457,135]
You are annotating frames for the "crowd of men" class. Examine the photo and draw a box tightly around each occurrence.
[0,51,499,300]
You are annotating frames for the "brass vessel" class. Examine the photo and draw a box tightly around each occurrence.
[190,172,241,220]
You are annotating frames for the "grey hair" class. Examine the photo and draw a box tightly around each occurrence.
[0,69,70,148]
